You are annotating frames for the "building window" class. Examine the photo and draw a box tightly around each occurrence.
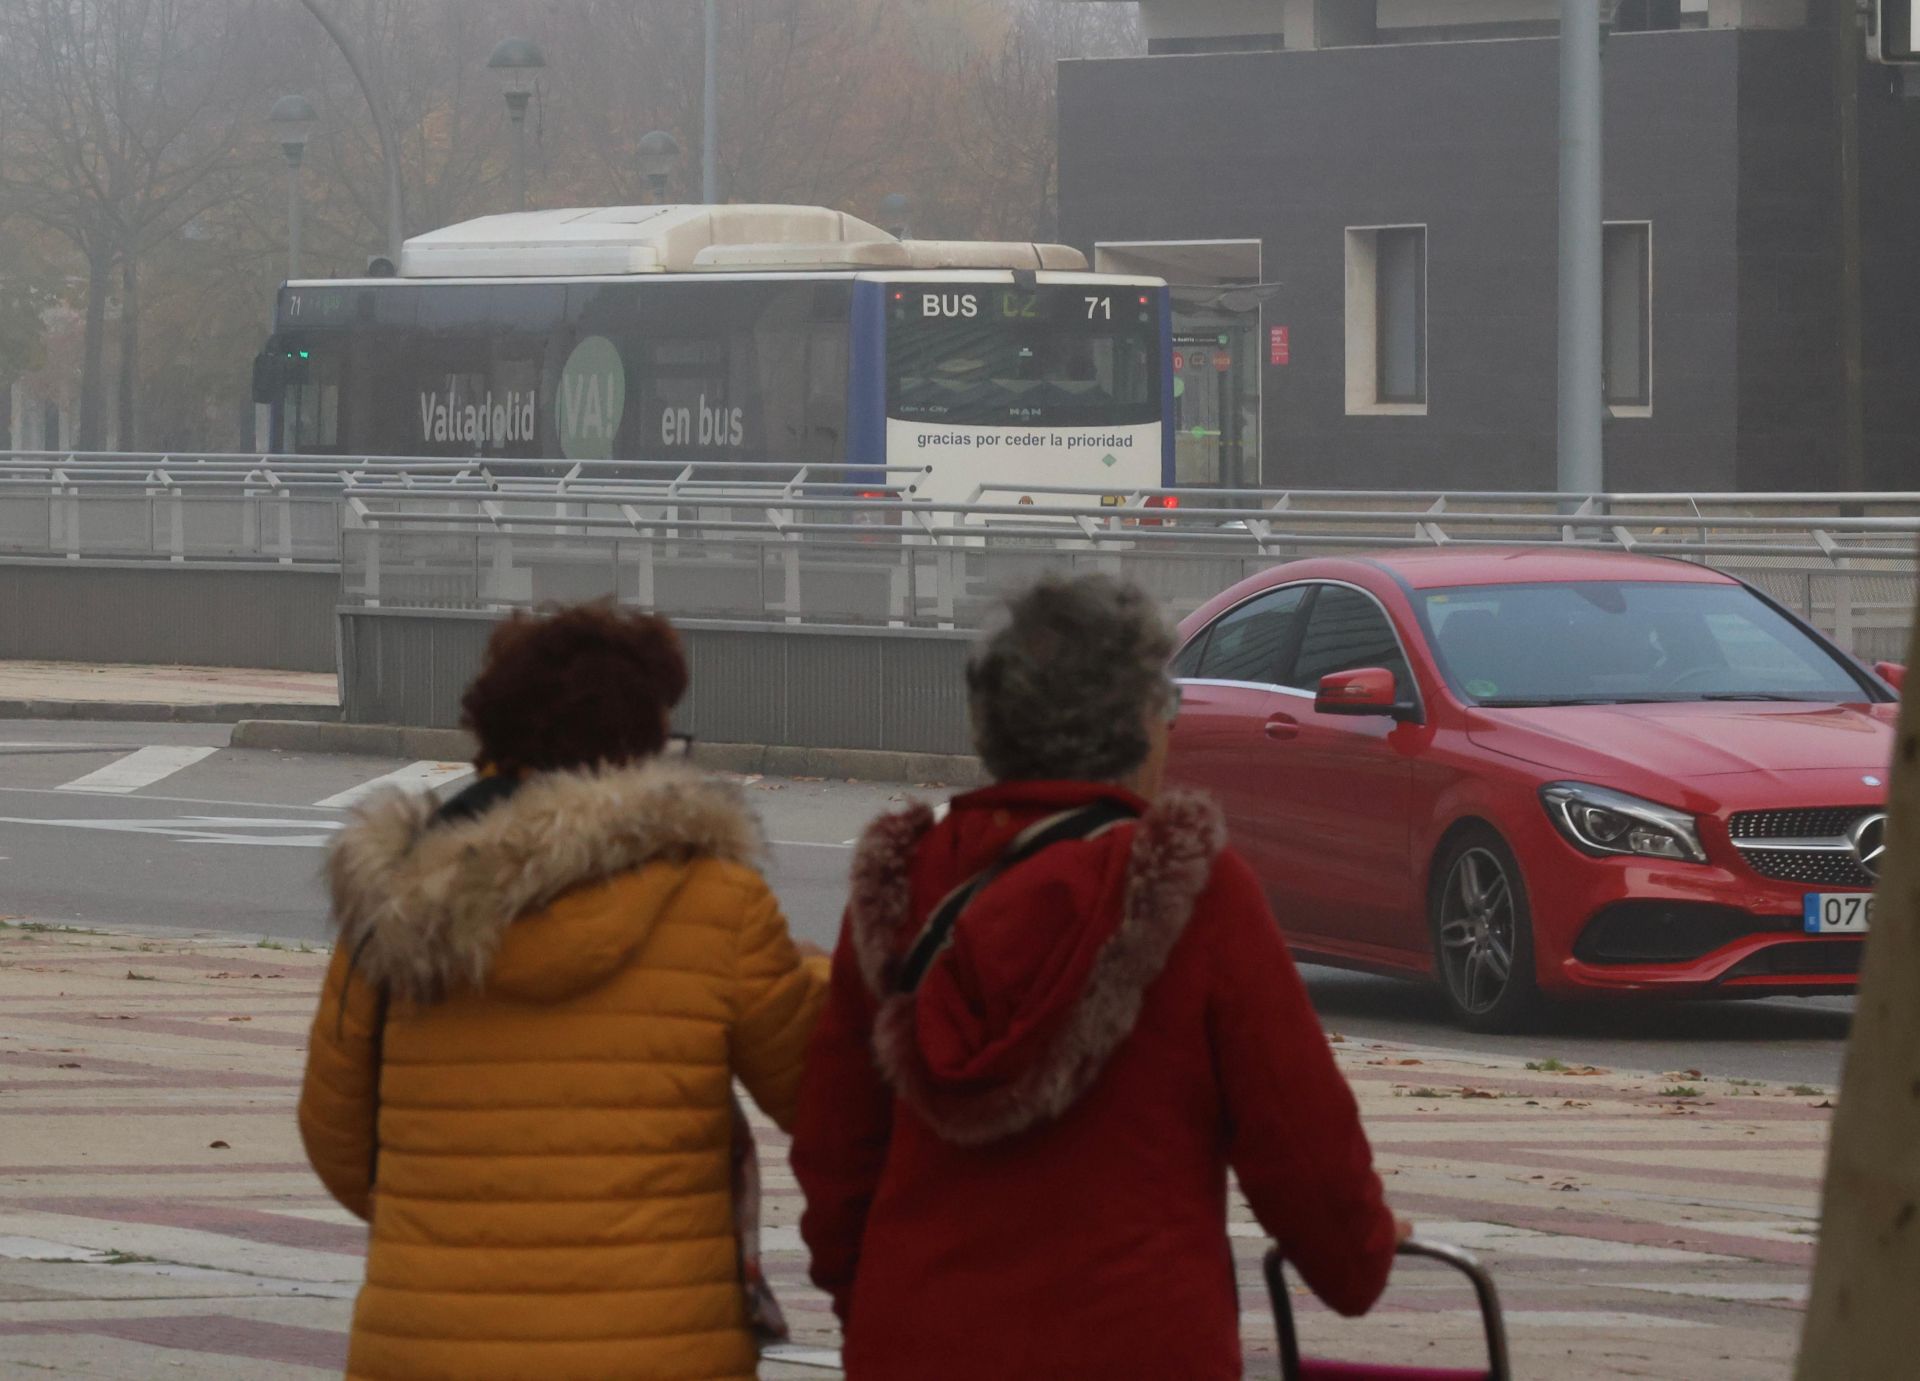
[1345,225,1426,413]
[1612,0,1683,32]
[1603,222,1652,411]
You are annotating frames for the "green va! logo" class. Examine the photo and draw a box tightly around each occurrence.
[559,336,625,460]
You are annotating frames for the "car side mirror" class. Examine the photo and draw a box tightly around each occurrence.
[1874,661,1906,692]
[1315,668,1419,722]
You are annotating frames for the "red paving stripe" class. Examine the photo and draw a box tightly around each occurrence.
[0,1104,289,1116]
[1381,1140,1820,1192]
[1388,1191,1815,1267]
[0,1161,309,1176]
[0,1049,290,1084]
[0,1314,347,1370]
[18,1197,366,1256]
[21,953,313,976]
[0,1014,311,1048]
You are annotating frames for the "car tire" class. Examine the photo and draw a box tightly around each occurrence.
[1429,825,1540,1033]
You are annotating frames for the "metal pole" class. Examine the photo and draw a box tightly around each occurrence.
[295,0,405,263]
[702,0,719,203]
[285,151,303,280]
[1557,0,1605,499]
[509,105,528,212]
[1837,0,1867,495]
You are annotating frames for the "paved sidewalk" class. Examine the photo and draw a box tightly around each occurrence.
[0,661,336,710]
[0,923,1828,1378]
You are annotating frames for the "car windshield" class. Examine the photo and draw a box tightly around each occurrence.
[1418,581,1869,706]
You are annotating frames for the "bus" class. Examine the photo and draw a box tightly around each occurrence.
[254,204,1172,507]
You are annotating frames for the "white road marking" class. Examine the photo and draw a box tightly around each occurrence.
[55,745,218,794]
[315,761,474,809]
[0,815,341,847]
[761,1346,844,1370]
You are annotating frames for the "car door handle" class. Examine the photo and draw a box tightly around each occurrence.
[1264,713,1299,741]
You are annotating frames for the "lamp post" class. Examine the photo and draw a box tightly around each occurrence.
[703,0,719,203]
[638,131,682,205]
[487,37,547,213]
[293,0,404,266]
[269,95,317,280]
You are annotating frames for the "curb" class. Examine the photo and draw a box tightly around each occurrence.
[0,699,341,725]
[231,720,987,787]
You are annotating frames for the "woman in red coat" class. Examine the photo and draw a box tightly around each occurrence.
[791,573,1405,1381]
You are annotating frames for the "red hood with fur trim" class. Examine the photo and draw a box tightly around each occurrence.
[847,781,1224,1146]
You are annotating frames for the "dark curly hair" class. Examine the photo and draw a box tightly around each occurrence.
[967,574,1174,783]
[460,603,689,775]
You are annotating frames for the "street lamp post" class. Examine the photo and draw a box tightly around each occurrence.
[487,38,547,213]
[269,95,318,280]
[638,131,682,205]
[293,0,404,267]
[703,0,719,203]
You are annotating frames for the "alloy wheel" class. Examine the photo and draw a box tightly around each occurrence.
[1438,847,1516,1016]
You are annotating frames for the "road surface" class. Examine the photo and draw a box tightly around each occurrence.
[0,719,1852,1087]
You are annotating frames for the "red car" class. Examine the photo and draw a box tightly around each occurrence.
[1167,549,1905,1030]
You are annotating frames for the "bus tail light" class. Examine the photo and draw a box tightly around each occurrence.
[1141,493,1180,528]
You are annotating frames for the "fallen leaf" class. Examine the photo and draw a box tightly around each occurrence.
[1396,1058,1424,1067]
[225,1016,252,1023]
[1326,1033,1347,1044]
[791,775,825,783]
[1561,1100,1590,1109]
[208,1140,230,1150]
[1458,1087,1498,1099]
[56,1062,81,1070]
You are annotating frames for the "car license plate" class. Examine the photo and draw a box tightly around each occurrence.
[1804,893,1874,934]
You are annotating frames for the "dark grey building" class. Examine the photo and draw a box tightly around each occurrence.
[1056,1,1920,492]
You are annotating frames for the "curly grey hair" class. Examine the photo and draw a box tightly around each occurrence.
[967,573,1175,783]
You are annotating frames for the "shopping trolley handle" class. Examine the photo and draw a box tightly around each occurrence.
[1266,1235,1511,1381]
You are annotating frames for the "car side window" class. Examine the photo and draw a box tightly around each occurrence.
[1192,586,1310,685]
[1287,585,1411,697]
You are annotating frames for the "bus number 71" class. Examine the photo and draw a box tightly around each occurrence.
[1085,296,1112,321]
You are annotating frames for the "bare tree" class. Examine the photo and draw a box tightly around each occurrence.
[939,0,1140,240]
[0,0,261,449]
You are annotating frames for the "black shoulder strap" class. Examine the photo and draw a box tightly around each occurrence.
[894,797,1140,995]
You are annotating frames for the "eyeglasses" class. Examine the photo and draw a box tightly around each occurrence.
[664,731,696,760]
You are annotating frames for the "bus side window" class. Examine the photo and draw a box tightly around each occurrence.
[806,318,848,454]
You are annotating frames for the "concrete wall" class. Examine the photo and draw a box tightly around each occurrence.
[0,560,338,672]
[1059,24,1908,493]
[341,609,977,753]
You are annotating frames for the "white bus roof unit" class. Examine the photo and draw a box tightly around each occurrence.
[397,204,1088,277]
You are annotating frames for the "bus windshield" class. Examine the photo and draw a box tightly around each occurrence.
[886,284,1159,428]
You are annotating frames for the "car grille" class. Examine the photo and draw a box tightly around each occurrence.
[1729,807,1880,888]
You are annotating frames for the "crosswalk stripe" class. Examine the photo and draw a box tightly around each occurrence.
[316,761,474,810]
[55,745,218,794]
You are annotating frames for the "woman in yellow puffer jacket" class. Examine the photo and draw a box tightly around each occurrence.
[298,604,826,1381]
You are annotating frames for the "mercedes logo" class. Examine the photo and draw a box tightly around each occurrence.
[1849,813,1888,880]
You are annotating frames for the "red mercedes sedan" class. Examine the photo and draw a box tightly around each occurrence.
[1167,549,1904,1030]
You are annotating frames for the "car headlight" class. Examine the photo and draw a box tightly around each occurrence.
[1540,783,1707,864]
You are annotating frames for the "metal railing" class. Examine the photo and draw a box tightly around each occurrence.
[336,482,1920,661]
[3,454,1914,661]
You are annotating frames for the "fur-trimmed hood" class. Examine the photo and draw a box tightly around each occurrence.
[327,761,762,1005]
[847,783,1226,1147]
